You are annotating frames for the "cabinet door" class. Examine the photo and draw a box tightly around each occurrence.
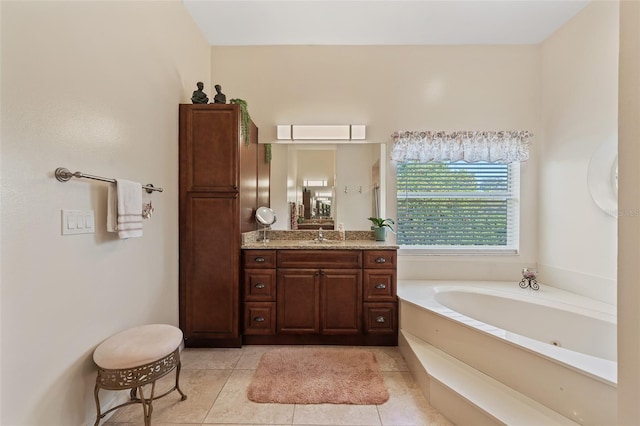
[179,104,240,192]
[180,193,239,343]
[277,269,320,334]
[321,269,362,335]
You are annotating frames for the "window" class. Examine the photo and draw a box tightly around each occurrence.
[396,161,520,253]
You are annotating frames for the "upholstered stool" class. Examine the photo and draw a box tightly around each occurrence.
[93,324,187,425]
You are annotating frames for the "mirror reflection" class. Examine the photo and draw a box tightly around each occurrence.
[294,147,336,230]
[282,143,386,231]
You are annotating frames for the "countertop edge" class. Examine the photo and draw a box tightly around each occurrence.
[241,240,399,250]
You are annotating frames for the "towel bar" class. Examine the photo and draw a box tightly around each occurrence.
[54,167,163,193]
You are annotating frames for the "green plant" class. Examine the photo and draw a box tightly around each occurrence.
[367,217,395,229]
[229,98,251,146]
[265,143,272,163]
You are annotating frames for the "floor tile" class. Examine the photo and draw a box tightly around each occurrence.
[377,372,453,426]
[181,347,244,370]
[293,403,381,425]
[203,369,295,424]
[369,346,410,372]
[102,346,453,426]
[107,369,230,424]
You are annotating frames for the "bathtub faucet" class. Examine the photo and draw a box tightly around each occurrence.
[519,268,539,291]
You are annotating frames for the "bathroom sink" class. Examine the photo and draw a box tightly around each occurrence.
[298,239,333,245]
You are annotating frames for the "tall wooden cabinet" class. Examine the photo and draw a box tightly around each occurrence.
[179,104,268,347]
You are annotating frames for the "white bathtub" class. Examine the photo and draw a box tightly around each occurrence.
[398,280,617,425]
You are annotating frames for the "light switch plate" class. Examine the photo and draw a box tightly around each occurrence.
[62,209,95,235]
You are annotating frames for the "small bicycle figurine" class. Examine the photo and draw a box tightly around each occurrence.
[519,268,539,291]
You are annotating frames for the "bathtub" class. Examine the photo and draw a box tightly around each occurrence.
[398,280,617,425]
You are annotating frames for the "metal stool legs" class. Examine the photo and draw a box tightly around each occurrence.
[93,348,187,425]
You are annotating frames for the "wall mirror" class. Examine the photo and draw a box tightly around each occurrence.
[284,143,385,230]
[587,137,618,217]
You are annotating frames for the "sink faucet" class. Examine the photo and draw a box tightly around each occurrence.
[318,227,324,241]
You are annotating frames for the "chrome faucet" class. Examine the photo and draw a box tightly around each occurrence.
[317,227,325,241]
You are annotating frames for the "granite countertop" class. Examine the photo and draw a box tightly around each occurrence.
[242,230,399,250]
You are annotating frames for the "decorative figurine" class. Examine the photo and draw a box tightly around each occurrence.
[191,82,209,104]
[519,268,539,290]
[213,84,226,104]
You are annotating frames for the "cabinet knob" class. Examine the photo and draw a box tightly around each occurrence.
[255,283,265,289]
[374,283,387,289]
[253,316,265,322]
[375,316,386,323]
[254,257,266,263]
[375,257,387,263]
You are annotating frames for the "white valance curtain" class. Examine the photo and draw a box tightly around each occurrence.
[390,130,532,164]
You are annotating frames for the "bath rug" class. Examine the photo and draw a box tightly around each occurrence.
[247,347,389,405]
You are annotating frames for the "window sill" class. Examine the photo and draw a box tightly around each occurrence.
[398,246,519,256]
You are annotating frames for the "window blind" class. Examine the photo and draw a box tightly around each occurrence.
[396,161,520,252]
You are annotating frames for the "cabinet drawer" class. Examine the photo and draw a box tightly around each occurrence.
[363,270,396,302]
[244,269,276,301]
[277,250,362,269]
[364,303,397,334]
[243,250,277,268]
[244,302,276,335]
[363,250,397,269]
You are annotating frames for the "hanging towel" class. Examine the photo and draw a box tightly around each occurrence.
[107,179,143,239]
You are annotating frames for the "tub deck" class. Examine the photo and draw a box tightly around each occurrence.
[398,280,618,426]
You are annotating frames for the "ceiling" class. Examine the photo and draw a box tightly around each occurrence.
[182,0,590,46]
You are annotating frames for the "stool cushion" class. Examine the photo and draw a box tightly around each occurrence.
[93,324,183,370]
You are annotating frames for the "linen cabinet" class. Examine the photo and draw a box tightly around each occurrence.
[179,104,267,347]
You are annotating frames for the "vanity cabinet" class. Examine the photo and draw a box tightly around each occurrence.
[363,250,397,335]
[242,250,277,335]
[242,248,397,345]
[179,104,267,347]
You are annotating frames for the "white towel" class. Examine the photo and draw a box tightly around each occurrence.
[107,179,143,239]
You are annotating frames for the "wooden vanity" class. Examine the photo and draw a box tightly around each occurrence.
[241,243,398,346]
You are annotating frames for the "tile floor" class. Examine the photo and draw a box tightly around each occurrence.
[103,345,453,426]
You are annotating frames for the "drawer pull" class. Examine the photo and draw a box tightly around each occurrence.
[253,316,265,322]
[374,283,387,289]
[254,257,266,263]
[375,257,387,263]
[375,316,386,323]
[255,283,265,289]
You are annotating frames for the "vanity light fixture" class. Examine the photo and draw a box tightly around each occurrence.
[276,125,366,142]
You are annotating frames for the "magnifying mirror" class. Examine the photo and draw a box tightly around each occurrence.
[255,207,277,242]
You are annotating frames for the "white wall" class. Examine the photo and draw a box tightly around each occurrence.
[0,1,210,424]
[211,45,540,280]
[539,1,619,303]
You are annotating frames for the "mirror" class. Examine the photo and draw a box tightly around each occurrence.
[294,146,336,229]
[283,143,385,230]
[255,206,277,242]
[587,137,618,217]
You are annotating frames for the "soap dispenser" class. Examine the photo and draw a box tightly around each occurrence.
[338,223,345,241]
